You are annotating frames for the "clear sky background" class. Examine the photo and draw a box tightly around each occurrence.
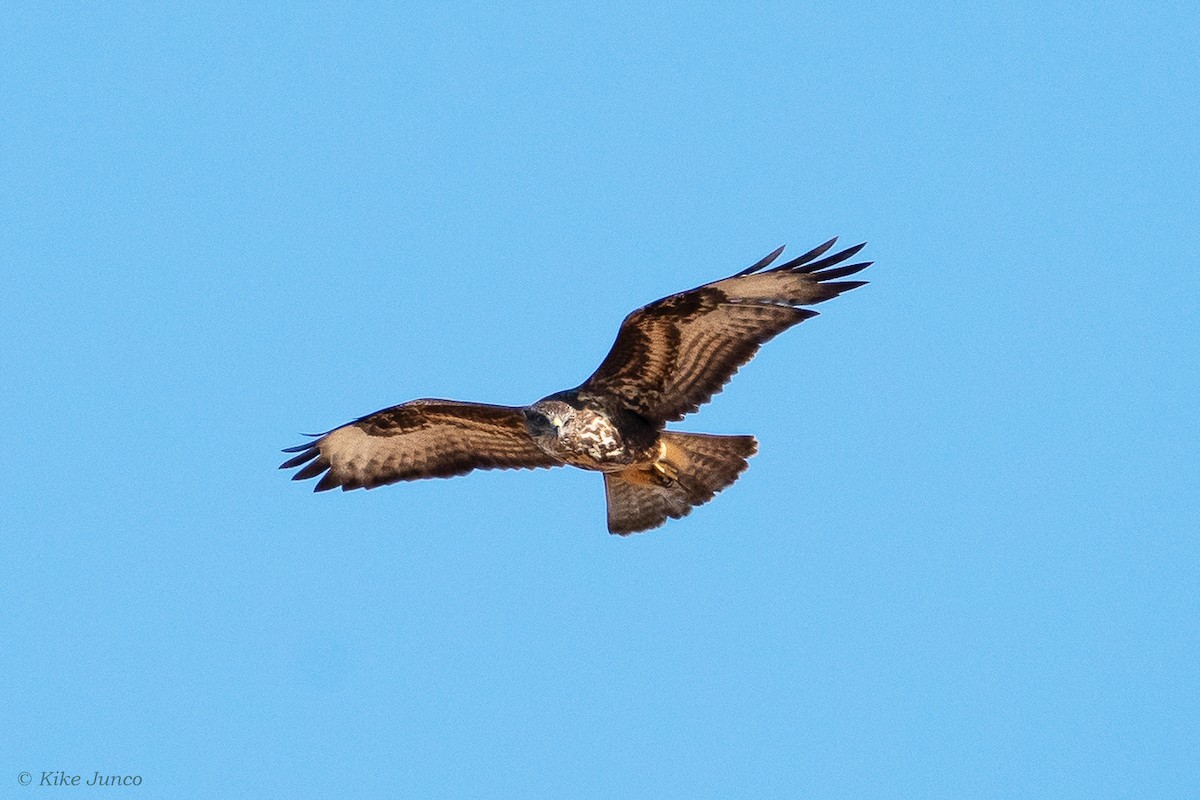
[3,3,1197,798]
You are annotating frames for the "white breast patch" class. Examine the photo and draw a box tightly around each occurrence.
[560,410,626,468]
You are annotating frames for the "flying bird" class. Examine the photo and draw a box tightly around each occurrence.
[281,237,870,534]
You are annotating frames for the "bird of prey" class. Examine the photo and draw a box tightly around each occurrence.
[281,237,870,534]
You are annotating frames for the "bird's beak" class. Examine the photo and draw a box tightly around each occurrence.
[550,415,564,431]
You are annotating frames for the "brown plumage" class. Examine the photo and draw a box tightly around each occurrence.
[280,400,559,492]
[603,432,760,534]
[282,237,870,534]
[576,238,867,422]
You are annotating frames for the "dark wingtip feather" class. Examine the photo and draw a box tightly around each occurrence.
[814,261,872,281]
[824,280,868,297]
[732,244,787,277]
[279,448,320,469]
[774,237,838,271]
[281,433,325,453]
[314,472,341,492]
[292,459,329,482]
[795,242,867,274]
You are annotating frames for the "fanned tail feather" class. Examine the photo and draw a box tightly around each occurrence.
[604,432,758,535]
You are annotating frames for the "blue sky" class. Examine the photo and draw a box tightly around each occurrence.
[3,2,1197,797]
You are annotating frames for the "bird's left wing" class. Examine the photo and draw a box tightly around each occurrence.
[280,399,560,491]
[576,238,871,423]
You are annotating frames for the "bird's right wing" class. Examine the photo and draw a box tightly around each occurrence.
[576,238,870,423]
[280,399,560,491]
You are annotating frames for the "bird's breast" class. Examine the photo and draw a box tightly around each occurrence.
[551,409,643,471]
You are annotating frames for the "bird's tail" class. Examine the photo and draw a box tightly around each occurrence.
[603,432,758,535]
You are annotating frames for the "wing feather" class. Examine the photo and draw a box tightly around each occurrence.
[577,239,870,422]
[280,399,560,491]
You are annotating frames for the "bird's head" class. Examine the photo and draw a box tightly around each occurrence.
[523,400,574,441]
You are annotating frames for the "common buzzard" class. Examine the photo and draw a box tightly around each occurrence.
[281,238,870,534]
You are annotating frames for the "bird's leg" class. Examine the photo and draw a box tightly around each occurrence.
[651,459,679,487]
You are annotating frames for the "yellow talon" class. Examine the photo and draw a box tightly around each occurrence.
[651,460,679,485]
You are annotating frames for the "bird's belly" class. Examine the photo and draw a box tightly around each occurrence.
[552,412,640,471]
